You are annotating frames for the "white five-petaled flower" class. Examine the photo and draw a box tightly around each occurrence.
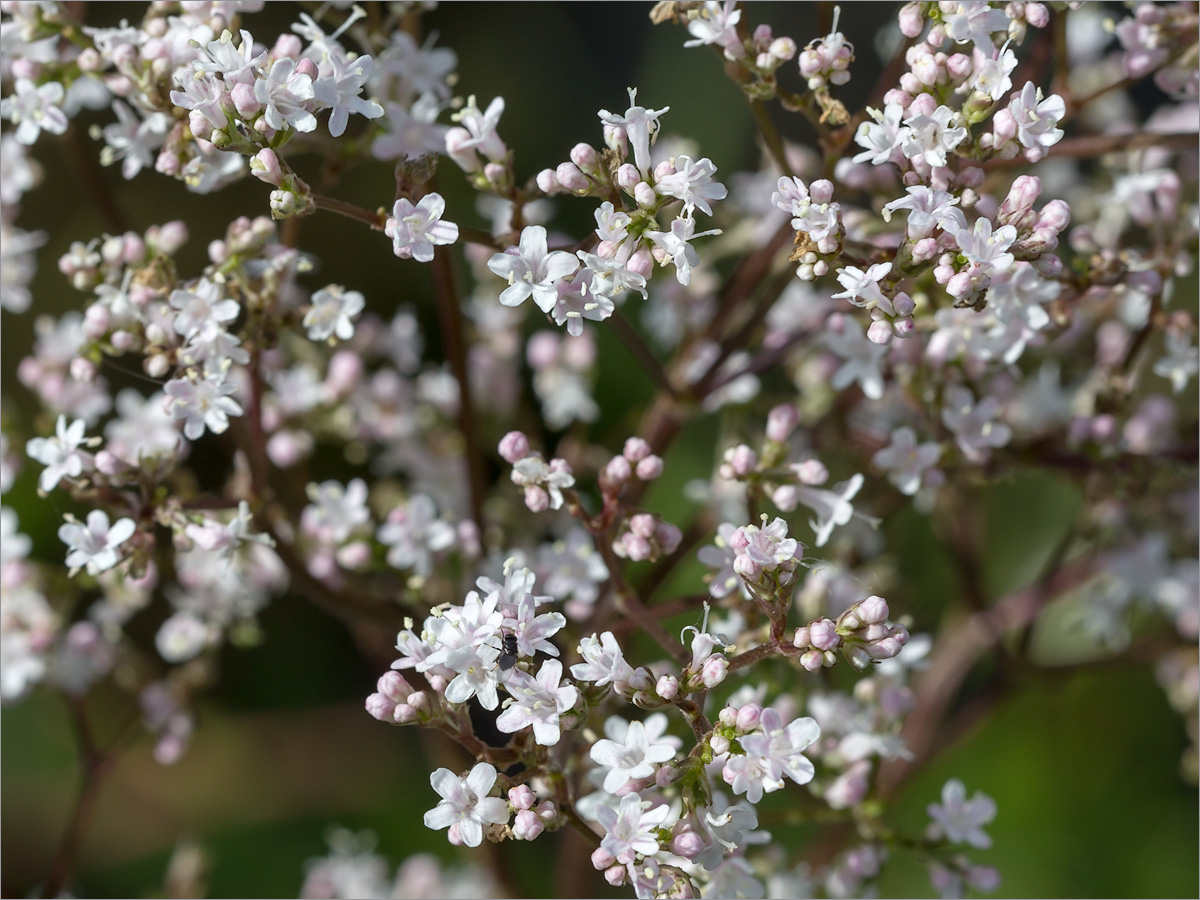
[510,455,575,510]
[654,155,728,217]
[101,101,172,180]
[590,713,680,793]
[376,494,455,576]
[734,517,800,571]
[26,415,92,493]
[597,87,669,175]
[872,427,943,496]
[832,262,894,312]
[1153,330,1199,395]
[254,57,317,133]
[164,374,244,441]
[927,778,997,849]
[950,217,1018,272]
[194,28,264,84]
[595,793,672,865]
[901,105,968,169]
[789,473,867,548]
[495,658,578,745]
[304,285,365,341]
[1007,82,1065,152]
[571,631,635,686]
[739,707,820,789]
[942,1,1012,56]
[504,593,566,659]
[973,43,1018,102]
[446,95,506,168]
[941,384,1012,463]
[644,216,721,287]
[386,193,459,263]
[487,225,580,313]
[881,186,961,240]
[302,478,371,543]
[826,315,888,401]
[169,278,240,342]
[0,78,69,145]
[852,104,907,166]
[313,50,385,137]
[422,762,510,848]
[58,510,136,576]
[682,0,742,55]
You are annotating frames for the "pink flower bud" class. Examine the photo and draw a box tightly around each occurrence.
[626,248,654,278]
[656,521,682,554]
[719,706,738,727]
[504,787,532,816]
[620,533,652,561]
[710,733,731,755]
[1024,2,1049,27]
[556,161,589,192]
[908,92,937,117]
[701,655,728,688]
[231,81,260,118]
[799,48,823,78]
[867,319,894,345]
[377,670,412,702]
[653,159,676,181]
[623,436,651,461]
[801,650,825,672]
[592,847,617,870]
[83,304,110,338]
[898,2,924,37]
[498,431,530,463]
[735,703,762,731]
[629,513,657,539]
[110,330,136,352]
[536,168,560,194]
[671,830,707,859]
[992,108,1017,147]
[733,554,761,582]
[793,459,828,485]
[604,865,626,887]
[636,455,664,480]
[250,148,283,185]
[1036,198,1071,232]
[656,674,679,699]
[946,271,974,299]
[616,164,640,192]
[727,444,757,476]
[770,36,797,60]
[603,454,633,487]
[766,403,800,442]
[336,541,371,569]
[634,181,656,207]
[513,809,544,840]
[793,626,811,648]
[266,430,310,468]
[810,617,839,650]
[771,485,799,511]
[524,485,550,513]
[365,692,396,721]
[570,142,599,171]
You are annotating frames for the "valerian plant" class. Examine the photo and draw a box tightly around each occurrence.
[1,1,1197,898]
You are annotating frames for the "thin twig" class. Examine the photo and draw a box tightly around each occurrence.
[430,244,487,532]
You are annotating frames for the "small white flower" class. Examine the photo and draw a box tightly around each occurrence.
[304,285,365,341]
[0,78,69,145]
[26,415,92,493]
[590,713,679,792]
[873,427,942,496]
[927,779,997,848]
[386,193,459,263]
[254,58,317,133]
[597,87,669,175]
[826,316,888,401]
[422,762,510,848]
[376,494,455,576]
[654,155,727,217]
[1007,82,1065,152]
[302,478,371,543]
[487,225,579,313]
[901,105,968,168]
[58,509,136,576]
[571,631,635,686]
[495,658,578,746]
[595,793,671,865]
[313,51,385,138]
[1153,330,1200,395]
[155,611,211,663]
[164,374,244,441]
[644,216,721,287]
[941,385,1011,463]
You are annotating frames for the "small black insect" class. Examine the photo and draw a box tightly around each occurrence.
[498,631,519,671]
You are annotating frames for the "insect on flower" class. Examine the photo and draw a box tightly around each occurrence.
[497,629,519,671]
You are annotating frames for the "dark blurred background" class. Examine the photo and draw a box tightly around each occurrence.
[2,3,1197,897]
